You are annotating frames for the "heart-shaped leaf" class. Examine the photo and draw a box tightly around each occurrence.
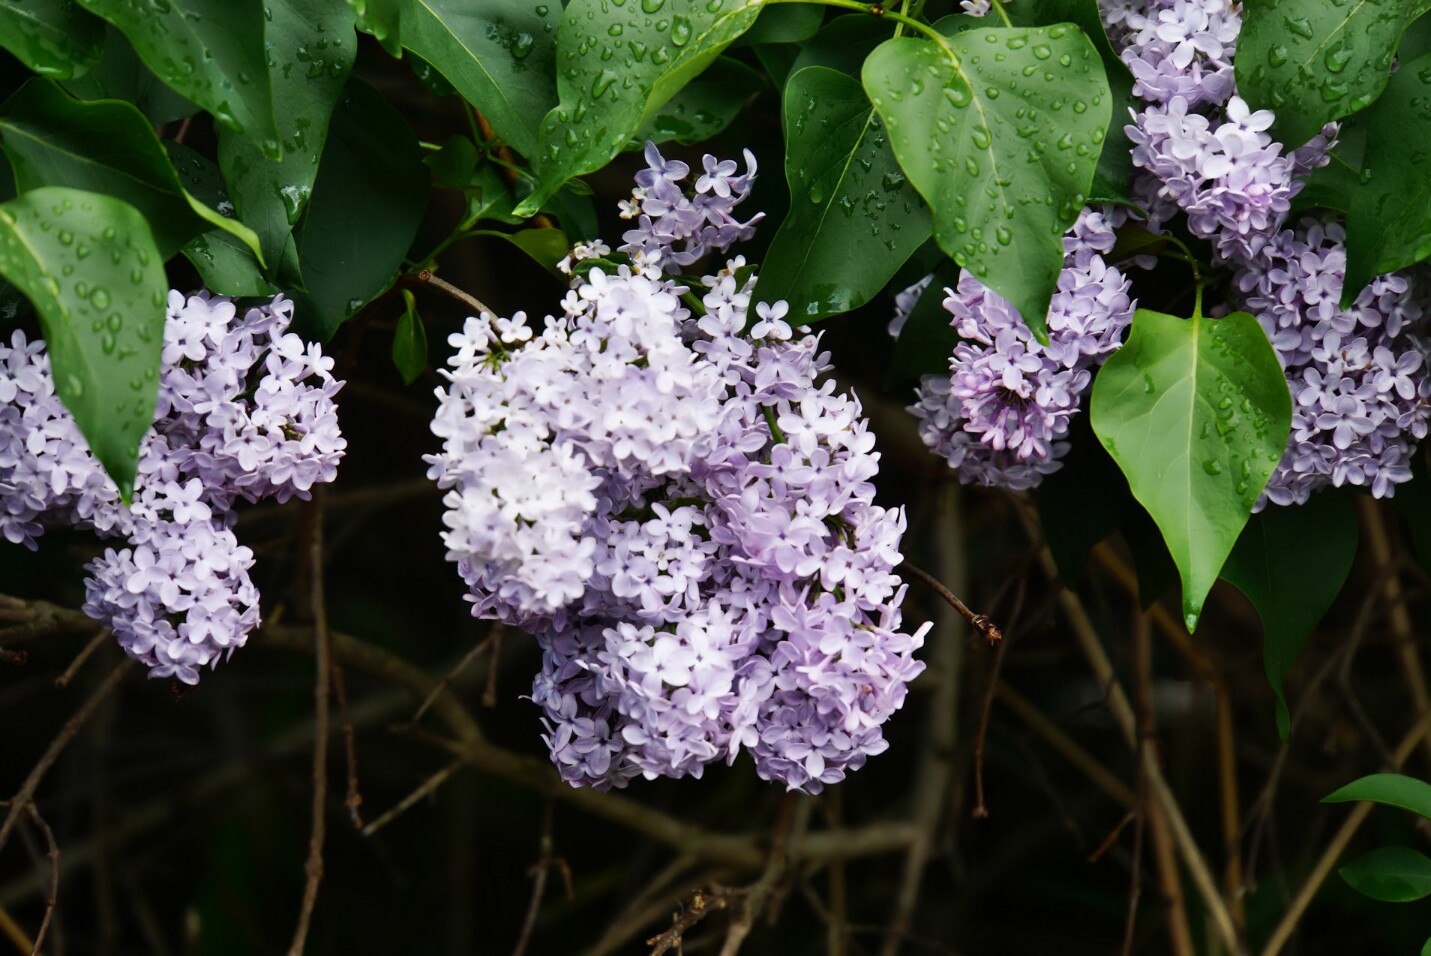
[1091,306,1291,630]
[861,25,1110,339]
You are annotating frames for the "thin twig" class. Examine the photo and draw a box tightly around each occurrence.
[647,886,739,956]
[0,660,132,855]
[411,626,502,725]
[1024,519,1247,956]
[883,488,964,956]
[330,660,364,829]
[718,793,802,956]
[898,561,1002,645]
[22,805,57,956]
[994,682,1136,808]
[826,789,848,956]
[1133,611,1195,956]
[414,270,497,318]
[361,759,465,838]
[483,626,504,708]
[1259,706,1431,956]
[1361,497,1431,768]
[0,905,30,954]
[511,802,557,956]
[287,497,332,956]
[53,631,111,689]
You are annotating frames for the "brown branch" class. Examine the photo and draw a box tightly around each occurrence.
[0,595,101,646]
[647,886,739,956]
[899,560,1002,646]
[287,497,332,956]
[511,802,559,956]
[361,759,466,838]
[22,805,57,956]
[994,681,1136,808]
[883,488,964,956]
[413,270,497,319]
[331,660,364,830]
[54,630,112,689]
[410,625,502,725]
[719,793,804,956]
[1133,611,1194,956]
[0,659,132,855]
[0,904,30,954]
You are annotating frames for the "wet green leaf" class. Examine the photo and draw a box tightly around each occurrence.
[349,0,400,56]
[289,78,428,340]
[217,0,356,269]
[862,25,1110,339]
[514,0,766,215]
[1090,307,1291,630]
[75,0,279,154]
[0,78,260,260]
[167,142,275,296]
[0,0,104,79]
[1237,0,1431,149]
[397,0,559,159]
[633,56,762,147]
[757,66,930,323]
[0,186,166,499]
[62,26,198,124]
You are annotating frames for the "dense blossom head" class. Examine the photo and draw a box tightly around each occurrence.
[1109,0,1429,508]
[429,148,927,793]
[904,205,1135,490]
[0,292,344,682]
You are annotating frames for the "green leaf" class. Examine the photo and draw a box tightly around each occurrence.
[633,56,763,147]
[1339,48,1431,301]
[349,0,400,56]
[1222,491,1357,739]
[1006,0,1131,203]
[472,226,568,275]
[1338,846,1431,903]
[0,78,260,260]
[289,78,428,340]
[391,289,426,384]
[1090,307,1292,631]
[1422,936,1431,956]
[1236,0,1431,149]
[737,4,821,46]
[217,0,356,269]
[861,26,1111,340]
[756,66,931,324]
[0,0,104,79]
[426,134,479,189]
[61,26,198,125]
[514,0,767,216]
[1325,773,1431,819]
[789,13,891,79]
[397,0,559,159]
[167,142,275,296]
[0,186,165,498]
[75,0,279,154]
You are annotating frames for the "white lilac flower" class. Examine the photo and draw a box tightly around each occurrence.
[0,292,344,682]
[429,149,927,793]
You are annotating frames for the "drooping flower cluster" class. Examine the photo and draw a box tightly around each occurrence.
[0,292,344,683]
[428,146,926,793]
[1109,0,1430,504]
[903,206,1137,490]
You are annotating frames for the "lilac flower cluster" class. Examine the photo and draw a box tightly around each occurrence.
[1234,219,1429,505]
[1109,0,1430,504]
[429,146,926,793]
[0,292,344,683]
[617,142,763,272]
[903,206,1136,490]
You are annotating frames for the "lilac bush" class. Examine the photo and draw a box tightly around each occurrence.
[0,292,344,683]
[428,147,928,792]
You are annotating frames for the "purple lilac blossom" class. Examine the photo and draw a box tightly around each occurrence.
[903,206,1136,490]
[0,292,344,682]
[1233,218,1430,506]
[1108,0,1429,506]
[428,146,927,793]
